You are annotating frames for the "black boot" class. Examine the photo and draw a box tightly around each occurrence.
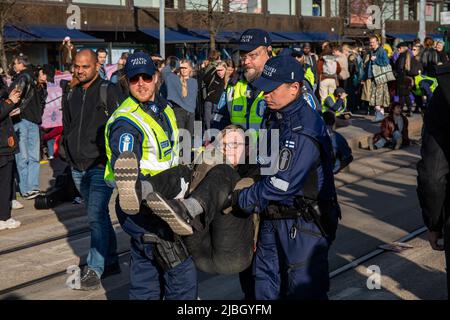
[146,192,196,236]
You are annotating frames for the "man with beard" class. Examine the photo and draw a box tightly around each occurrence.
[63,49,121,290]
[210,29,271,133]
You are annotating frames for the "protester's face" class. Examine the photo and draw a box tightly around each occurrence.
[412,46,420,57]
[240,46,270,82]
[263,82,299,110]
[13,59,25,73]
[180,62,191,78]
[370,38,379,50]
[220,130,245,166]
[436,43,444,52]
[393,105,402,116]
[97,52,107,65]
[128,73,157,103]
[303,47,310,54]
[226,66,235,78]
[74,52,99,84]
[38,70,47,84]
[398,46,407,54]
[216,66,226,79]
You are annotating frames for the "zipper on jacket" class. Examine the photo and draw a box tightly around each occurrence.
[77,89,87,155]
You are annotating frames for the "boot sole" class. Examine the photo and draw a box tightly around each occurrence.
[114,152,141,215]
[146,193,193,236]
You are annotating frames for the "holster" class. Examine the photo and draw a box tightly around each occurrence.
[262,197,329,237]
[141,233,190,272]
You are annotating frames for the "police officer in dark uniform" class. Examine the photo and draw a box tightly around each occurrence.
[417,63,450,298]
[229,55,341,299]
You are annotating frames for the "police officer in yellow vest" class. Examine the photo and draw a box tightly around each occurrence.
[321,87,348,117]
[414,70,438,108]
[104,52,198,300]
[210,29,271,133]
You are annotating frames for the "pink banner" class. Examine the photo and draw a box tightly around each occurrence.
[41,84,64,129]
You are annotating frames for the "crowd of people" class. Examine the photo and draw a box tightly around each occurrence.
[0,28,449,299]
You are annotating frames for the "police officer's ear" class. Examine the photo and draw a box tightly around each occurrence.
[289,81,301,96]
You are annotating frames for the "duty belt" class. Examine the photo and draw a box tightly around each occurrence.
[262,197,328,237]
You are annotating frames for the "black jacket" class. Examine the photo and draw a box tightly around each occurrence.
[417,79,450,232]
[201,67,225,104]
[420,47,439,76]
[10,69,43,125]
[0,98,19,160]
[62,76,120,171]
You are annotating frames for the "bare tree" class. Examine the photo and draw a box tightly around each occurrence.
[186,0,241,51]
[0,0,21,73]
[348,0,401,44]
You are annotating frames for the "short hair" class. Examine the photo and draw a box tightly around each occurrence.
[120,52,129,60]
[369,35,379,42]
[424,37,434,48]
[332,45,342,52]
[208,49,221,62]
[15,55,30,66]
[76,49,98,63]
[322,111,336,127]
[96,48,108,55]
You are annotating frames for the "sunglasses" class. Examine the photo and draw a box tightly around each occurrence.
[129,73,153,85]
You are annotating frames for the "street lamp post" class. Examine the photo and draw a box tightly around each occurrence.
[160,0,165,59]
[419,0,426,44]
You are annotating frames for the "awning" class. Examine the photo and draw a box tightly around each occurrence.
[190,30,241,42]
[388,33,443,41]
[140,28,209,44]
[170,29,293,43]
[4,25,37,42]
[6,25,102,42]
[272,32,339,42]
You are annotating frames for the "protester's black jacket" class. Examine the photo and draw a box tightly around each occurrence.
[10,69,43,125]
[0,98,19,160]
[62,76,120,171]
[417,81,450,232]
[201,67,225,104]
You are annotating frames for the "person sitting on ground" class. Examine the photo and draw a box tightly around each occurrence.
[367,102,410,150]
[322,111,353,174]
[321,87,351,119]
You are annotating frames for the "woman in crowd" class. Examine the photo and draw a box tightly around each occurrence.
[0,89,22,230]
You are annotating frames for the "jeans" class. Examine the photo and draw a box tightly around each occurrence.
[47,139,55,158]
[14,119,40,194]
[172,105,195,136]
[375,130,402,149]
[71,166,118,277]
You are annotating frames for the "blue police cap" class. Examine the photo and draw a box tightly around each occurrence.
[279,48,293,56]
[253,55,304,92]
[125,52,157,79]
[238,29,272,52]
[291,45,304,57]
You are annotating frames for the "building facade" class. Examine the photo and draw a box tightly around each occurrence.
[3,0,449,67]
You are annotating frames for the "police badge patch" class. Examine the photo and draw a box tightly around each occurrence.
[278,148,292,172]
[119,133,134,153]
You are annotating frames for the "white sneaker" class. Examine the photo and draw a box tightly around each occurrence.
[0,218,21,231]
[11,200,24,210]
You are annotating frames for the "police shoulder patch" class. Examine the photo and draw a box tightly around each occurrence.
[119,133,134,153]
[278,148,293,172]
